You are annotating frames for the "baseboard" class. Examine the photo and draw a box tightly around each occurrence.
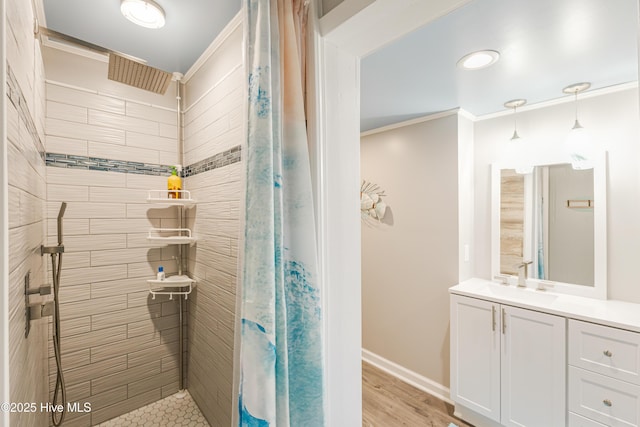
[362,348,452,405]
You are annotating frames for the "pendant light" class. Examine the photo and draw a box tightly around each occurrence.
[563,82,593,170]
[504,99,533,174]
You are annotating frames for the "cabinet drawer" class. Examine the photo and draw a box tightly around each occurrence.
[569,412,608,427]
[569,319,640,385]
[569,366,640,426]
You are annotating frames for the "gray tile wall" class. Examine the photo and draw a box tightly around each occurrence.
[6,0,48,424]
[183,22,244,427]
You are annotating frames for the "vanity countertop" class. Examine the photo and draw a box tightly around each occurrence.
[450,278,640,333]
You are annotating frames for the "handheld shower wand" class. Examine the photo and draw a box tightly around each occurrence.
[41,202,67,426]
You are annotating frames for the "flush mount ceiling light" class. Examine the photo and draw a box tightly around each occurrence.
[457,50,500,70]
[121,0,166,29]
[563,82,593,170]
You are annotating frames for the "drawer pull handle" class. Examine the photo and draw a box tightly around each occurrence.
[603,399,612,407]
[603,350,613,357]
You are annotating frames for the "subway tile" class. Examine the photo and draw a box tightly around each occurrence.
[47,167,127,188]
[125,102,177,125]
[60,325,127,355]
[49,349,91,374]
[58,234,127,253]
[48,184,89,202]
[185,87,242,138]
[91,247,161,267]
[58,265,128,287]
[46,117,126,145]
[90,277,148,299]
[59,355,127,387]
[46,217,89,237]
[184,66,243,126]
[89,110,159,136]
[89,186,149,204]
[88,385,127,411]
[126,204,177,220]
[91,304,162,331]
[46,84,126,114]
[126,314,178,339]
[91,361,160,395]
[57,252,91,269]
[46,100,88,123]
[60,316,92,338]
[128,261,177,279]
[125,131,177,153]
[58,283,92,303]
[125,173,166,189]
[8,185,21,229]
[127,368,178,398]
[90,333,159,364]
[46,136,88,157]
[88,141,160,165]
[127,342,177,369]
[158,150,179,166]
[60,295,127,320]
[158,123,177,138]
[90,218,158,235]
[47,202,126,220]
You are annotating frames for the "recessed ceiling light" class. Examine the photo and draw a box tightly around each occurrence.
[121,0,166,29]
[457,50,500,70]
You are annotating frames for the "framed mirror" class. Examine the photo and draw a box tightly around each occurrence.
[491,152,607,299]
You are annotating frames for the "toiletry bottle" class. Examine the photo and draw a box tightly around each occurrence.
[157,266,165,281]
[167,166,182,199]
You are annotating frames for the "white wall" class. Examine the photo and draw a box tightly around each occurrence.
[361,112,460,389]
[474,87,640,303]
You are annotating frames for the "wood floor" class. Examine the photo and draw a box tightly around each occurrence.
[362,361,474,427]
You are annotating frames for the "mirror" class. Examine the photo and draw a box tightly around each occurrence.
[491,154,607,299]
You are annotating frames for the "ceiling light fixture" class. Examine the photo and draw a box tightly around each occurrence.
[121,0,166,29]
[457,50,500,70]
[563,82,593,170]
[504,99,533,174]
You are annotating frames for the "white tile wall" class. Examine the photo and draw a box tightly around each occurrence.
[182,23,243,426]
[7,1,48,425]
[44,82,183,426]
[45,82,179,166]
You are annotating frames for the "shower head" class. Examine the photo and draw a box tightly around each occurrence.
[57,202,67,246]
[36,27,173,95]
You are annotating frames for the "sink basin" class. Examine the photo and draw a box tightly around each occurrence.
[483,283,559,305]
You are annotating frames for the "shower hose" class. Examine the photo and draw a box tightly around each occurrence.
[50,251,66,427]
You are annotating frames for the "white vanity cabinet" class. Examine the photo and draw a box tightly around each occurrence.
[568,320,640,426]
[450,294,567,427]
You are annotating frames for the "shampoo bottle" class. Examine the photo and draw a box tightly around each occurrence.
[157,266,165,281]
[168,166,182,199]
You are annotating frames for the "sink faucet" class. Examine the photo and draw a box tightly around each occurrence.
[517,261,532,287]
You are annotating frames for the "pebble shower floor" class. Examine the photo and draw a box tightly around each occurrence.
[97,392,210,426]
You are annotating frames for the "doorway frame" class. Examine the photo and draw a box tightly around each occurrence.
[310,1,472,425]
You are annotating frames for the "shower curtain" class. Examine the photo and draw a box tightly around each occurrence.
[237,0,324,426]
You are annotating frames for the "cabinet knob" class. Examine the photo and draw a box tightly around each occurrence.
[603,399,612,407]
[603,350,613,357]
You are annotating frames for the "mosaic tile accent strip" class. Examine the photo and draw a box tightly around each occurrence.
[45,152,174,175]
[6,61,46,159]
[182,145,242,177]
[97,391,210,427]
[45,146,242,177]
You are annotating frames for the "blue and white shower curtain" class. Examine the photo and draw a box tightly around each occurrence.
[237,0,324,426]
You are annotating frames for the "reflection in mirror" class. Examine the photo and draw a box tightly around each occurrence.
[500,165,594,286]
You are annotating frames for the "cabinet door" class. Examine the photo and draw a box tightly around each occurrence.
[501,305,566,427]
[450,295,501,422]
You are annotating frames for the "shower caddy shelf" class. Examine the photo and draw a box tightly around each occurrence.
[145,190,197,299]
